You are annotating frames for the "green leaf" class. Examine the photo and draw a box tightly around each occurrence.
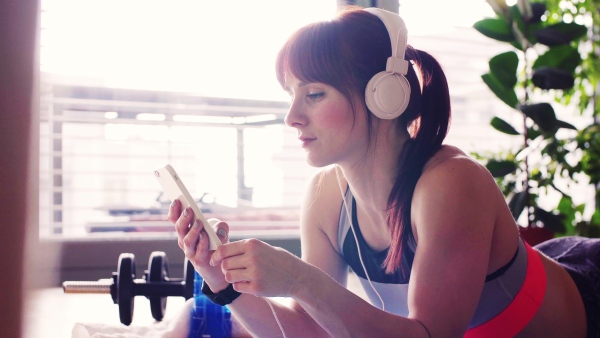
[524,21,544,45]
[486,159,518,177]
[474,18,515,42]
[482,73,519,108]
[555,120,577,131]
[508,191,528,220]
[491,116,520,135]
[533,45,581,73]
[519,103,557,133]
[509,4,529,47]
[489,51,519,88]
[509,41,525,51]
[534,207,566,233]
[592,209,600,225]
[528,3,546,23]
[531,67,575,90]
[516,0,533,22]
[556,196,579,236]
[535,22,588,47]
[527,127,541,140]
[557,195,574,216]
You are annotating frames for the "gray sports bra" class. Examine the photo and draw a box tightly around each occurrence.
[337,188,527,329]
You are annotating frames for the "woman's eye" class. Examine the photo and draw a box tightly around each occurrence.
[307,92,324,101]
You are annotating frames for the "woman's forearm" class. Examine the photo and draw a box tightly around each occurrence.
[228,293,329,338]
[222,253,426,337]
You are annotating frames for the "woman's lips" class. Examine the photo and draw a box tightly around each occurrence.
[299,137,316,148]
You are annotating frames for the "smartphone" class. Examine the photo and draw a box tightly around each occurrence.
[154,164,221,251]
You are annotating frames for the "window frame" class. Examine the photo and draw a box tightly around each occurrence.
[38,81,306,286]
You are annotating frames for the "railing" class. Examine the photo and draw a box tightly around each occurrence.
[38,82,315,239]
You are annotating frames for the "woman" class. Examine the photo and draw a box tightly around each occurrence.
[170,6,597,337]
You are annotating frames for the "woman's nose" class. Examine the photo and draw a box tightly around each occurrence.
[284,100,305,128]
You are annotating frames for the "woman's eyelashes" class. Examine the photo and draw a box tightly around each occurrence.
[307,92,325,101]
[285,86,325,103]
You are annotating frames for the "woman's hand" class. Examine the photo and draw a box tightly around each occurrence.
[210,238,303,298]
[167,199,229,291]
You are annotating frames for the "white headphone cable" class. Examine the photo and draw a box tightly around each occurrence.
[263,296,287,338]
[335,166,386,312]
[258,166,388,338]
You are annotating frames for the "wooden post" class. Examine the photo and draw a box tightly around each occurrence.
[0,0,39,336]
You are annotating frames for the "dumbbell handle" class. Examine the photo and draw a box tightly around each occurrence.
[63,278,115,294]
[63,278,187,296]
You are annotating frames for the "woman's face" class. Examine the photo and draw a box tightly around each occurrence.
[283,73,369,167]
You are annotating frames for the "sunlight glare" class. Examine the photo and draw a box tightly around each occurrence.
[41,0,338,100]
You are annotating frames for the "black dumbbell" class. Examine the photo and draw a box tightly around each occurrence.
[63,251,195,325]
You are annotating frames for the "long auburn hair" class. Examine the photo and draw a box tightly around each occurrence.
[276,6,451,276]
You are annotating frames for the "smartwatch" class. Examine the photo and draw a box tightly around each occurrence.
[201,280,242,306]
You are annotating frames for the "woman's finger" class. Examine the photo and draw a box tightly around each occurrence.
[209,219,230,244]
[166,199,181,224]
[179,208,203,256]
[210,239,249,266]
[174,206,194,241]
[183,217,207,258]
[190,227,211,263]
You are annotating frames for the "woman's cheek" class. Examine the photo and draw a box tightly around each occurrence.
[318,100,354,130]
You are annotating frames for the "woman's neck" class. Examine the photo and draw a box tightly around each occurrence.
[337,122,410,217]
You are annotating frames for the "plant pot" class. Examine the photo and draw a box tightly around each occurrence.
[519,226,555,246]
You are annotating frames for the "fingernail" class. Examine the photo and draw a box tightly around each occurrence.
[193,220,200,229]
[199,232,204,240]
[170,200,176,208]
[183,208,188,217]
[209,259,215,266]
[217,228,226,237]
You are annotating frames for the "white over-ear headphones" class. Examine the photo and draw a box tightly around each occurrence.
[364,8,411,120]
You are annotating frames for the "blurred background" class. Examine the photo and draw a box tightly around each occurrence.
[2,0,597,336]
[34,0,517,286]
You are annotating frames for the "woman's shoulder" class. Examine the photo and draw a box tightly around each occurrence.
[300,166,347,251]
[302,166,346,222]
[304,165,346,198]
[421,144,488,179]
[416,144,498,200]
[412,145,502,241]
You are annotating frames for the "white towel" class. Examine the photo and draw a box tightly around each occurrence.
[71,298,192,338]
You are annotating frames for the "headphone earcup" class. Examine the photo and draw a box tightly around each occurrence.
[365,71,411,120]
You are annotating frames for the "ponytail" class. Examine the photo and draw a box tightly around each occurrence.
[383,48,451,275]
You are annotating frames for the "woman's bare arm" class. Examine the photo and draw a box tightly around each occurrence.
[288,156,500,337]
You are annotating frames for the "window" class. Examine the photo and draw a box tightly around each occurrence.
[39,0,335,240]
[37,0,519,284]
[39,85,317,238]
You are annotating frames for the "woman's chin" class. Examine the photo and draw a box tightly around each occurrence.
[305,155,331,168]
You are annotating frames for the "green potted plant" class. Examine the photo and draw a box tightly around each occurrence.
[545,0,600,239]
[472,0,589,245]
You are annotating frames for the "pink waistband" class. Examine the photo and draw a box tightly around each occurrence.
[464,241,546,338]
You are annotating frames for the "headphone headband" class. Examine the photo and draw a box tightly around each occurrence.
[363,7,412,120]
[363,8,409,76]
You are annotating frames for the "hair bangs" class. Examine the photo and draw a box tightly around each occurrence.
[276,21,356,93]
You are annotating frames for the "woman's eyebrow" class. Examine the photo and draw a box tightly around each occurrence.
[283,82,309,93]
